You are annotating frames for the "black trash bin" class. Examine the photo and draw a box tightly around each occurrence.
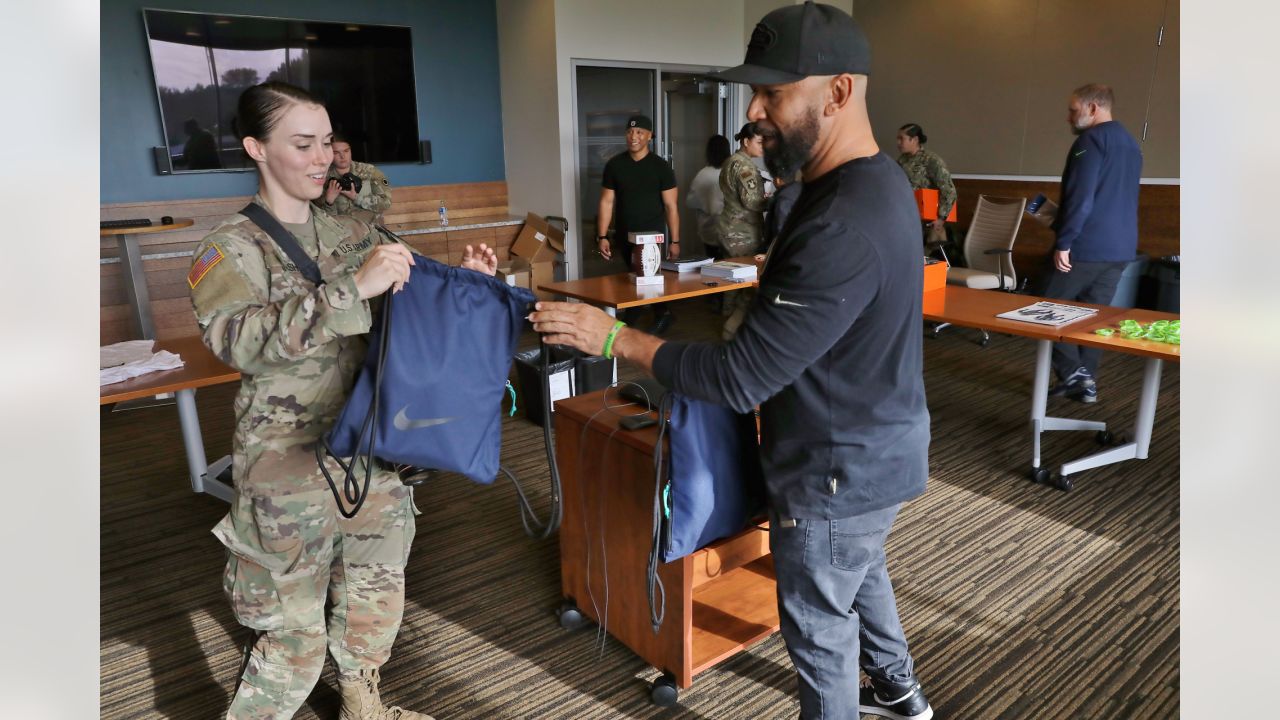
[1110,253,1149,308]
[1152,256,1180,313]
[512,346,617,426]
[513,346,577,427]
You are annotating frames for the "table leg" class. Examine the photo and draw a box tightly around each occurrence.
[1059,357,1162,476]
[175,388,233,502]
[117,234,156,340]
[1030,339,1107,470]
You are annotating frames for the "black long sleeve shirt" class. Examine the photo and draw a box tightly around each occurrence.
[653,153,930,520]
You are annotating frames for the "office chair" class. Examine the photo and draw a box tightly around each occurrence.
[931,194,1026,346]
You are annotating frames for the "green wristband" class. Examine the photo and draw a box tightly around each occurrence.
[602,320,626,359]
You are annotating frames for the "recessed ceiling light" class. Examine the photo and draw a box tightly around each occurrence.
[305,34,318,41]
[185,30,201,37]
[345,24,360,31]
[213,19,231,25]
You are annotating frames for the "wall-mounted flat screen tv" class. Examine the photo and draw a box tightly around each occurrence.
[143,9,420,173]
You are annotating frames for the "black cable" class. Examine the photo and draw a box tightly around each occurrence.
[647,391,674,633]
[315,284,394,519]
[497,333,566,539]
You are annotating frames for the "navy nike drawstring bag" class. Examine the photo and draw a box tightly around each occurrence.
[323,256,534,512]
[660,393,766,562]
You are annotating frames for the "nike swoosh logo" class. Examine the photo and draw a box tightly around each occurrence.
[772,292,808,307]
[1074,149,1087,156]
[393,406,455,431]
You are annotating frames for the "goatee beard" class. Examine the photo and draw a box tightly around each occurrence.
[763,107,820,180]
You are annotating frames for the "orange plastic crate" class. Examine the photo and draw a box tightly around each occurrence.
[923,258,947,294]
[914,188,957,222]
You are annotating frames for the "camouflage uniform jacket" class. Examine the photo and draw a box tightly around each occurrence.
[716,150,768,256]
[896,148,956,219]
[189,195,398,499]
[316,160,393,223]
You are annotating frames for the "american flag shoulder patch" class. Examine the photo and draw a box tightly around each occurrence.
[188,244,226,289]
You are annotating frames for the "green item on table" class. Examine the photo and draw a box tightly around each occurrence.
[1106,318,1181,345]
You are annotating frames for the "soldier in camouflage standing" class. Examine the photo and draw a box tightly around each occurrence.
[717,122,771,340]
[895,123,956,253]
[190,82,496,720]
[316,132,394,224]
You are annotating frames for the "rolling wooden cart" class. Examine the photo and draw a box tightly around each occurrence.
[552,390,780,705]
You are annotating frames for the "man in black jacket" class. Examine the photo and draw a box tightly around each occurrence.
[531,4,932,718]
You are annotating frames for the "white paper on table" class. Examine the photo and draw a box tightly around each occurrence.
[100,340,156,368]
[100,350,185,386]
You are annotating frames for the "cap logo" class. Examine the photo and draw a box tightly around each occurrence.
[748,22,777,53]
[629,120,637,127]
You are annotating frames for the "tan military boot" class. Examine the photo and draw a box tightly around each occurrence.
[338,668,435,720]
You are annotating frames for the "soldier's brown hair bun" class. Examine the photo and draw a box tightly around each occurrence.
[899,123,927,145]
[233,82,324,142]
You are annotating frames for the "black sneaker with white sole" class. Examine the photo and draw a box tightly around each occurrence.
[858,677,933,720]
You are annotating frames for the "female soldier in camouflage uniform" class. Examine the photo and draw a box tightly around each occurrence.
[717,123,770,340]
[189,82,496,720]
[895,123,957,251]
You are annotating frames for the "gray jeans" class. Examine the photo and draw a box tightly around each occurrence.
[1037,259,1127,379]
[770,504,915,719]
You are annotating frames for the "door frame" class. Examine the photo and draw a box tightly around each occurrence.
[569,58,734,279]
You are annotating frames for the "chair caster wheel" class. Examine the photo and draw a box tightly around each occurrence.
[1030,466,1051,484]
[1095,430,1113,445]
[1054,474,1074,492]
[557,602,587,630]
[650,673,679,706]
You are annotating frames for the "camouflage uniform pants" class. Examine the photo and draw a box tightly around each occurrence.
[214,462,416,720]
[722,287,756,341]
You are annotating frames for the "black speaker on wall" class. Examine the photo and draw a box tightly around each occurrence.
[419,140,432,164]
[152,146,173,176]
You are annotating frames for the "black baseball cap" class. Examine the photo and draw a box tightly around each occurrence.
[715,1,870,85]
[626,114,653,132]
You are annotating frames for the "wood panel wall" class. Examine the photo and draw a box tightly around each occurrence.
[952,178,1179,281]
[101,182,514,345]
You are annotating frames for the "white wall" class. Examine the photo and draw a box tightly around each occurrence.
[496,0,563,219]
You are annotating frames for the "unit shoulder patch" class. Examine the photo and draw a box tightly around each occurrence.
[188,243,226,289]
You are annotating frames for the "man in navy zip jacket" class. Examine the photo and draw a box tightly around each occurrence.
[1044,83,1143,402]
[532,4,933,718]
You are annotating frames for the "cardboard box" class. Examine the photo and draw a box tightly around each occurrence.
[495,258,531,290]
[913,189,957,223]
[510,213,566,301]
[923,257,948,294]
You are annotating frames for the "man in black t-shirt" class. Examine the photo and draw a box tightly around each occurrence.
[534,4,933,719]
[597,114,681,333]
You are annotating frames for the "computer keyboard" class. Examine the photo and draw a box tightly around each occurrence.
[100,218,153,229]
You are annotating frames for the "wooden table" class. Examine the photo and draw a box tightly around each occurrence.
[101,335,238,501]
[923,287,1129,487]
[539,256,761,313]
[553,390,777,703]
[1055,309,1180,487]
[101,218,195,339]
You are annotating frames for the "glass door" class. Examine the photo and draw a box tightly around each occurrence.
[574,65,656,278]
[662,72,728,259]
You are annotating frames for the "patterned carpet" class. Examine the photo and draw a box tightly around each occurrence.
[100,297,1178,718]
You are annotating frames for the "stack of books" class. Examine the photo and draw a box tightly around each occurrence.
[700,260,758,281]
[660,256,713,272]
